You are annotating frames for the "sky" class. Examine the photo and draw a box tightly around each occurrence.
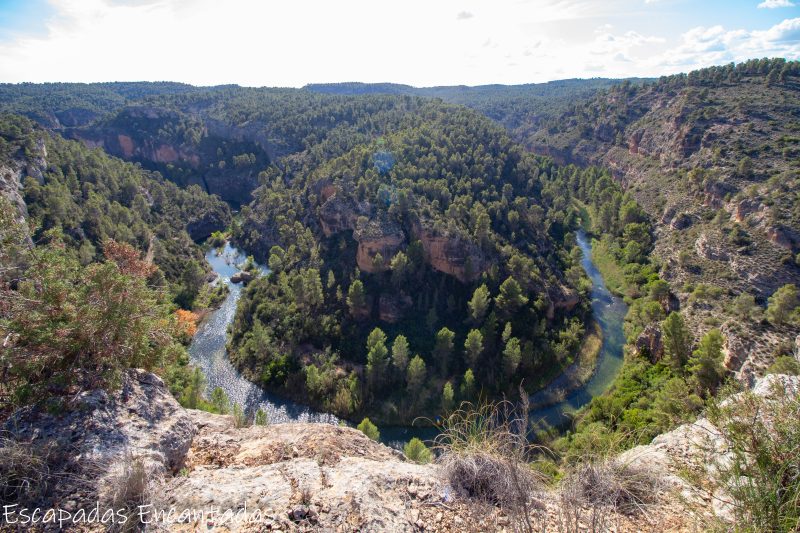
[0,0,798,87]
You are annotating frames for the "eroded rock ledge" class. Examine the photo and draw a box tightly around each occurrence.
[2,370,721,531]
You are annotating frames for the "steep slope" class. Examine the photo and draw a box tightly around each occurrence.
[65,90,430,206]
[518,59,800,378]
[1,81,626,208]
[0,113,230,306]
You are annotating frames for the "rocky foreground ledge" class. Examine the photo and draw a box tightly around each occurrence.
[5,370,797,532]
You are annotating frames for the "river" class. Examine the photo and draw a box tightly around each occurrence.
[188,230,627,446]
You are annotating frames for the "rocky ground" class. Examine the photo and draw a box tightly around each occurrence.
[5,369,797,531]
[0,371,720,531]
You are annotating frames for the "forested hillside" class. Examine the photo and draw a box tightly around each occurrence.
[506,58,800,380]
[227,100,590,423]
[0,80,622,207]
[0,113,230,309]
[2,61,799,424]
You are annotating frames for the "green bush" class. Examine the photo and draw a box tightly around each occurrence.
[357,417,380,441]
[403,438,432,464]
[767,356,800,376]
[705,380,800,531]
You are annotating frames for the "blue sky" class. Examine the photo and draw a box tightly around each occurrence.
[0,0,798,86]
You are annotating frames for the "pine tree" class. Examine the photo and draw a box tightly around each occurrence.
[464,329,483,368]
[347,279,367,317]
[767,284,799,325]
[403,438,432,464]
[254,408,269,426]
[688,329,725,395]
[406,355,427,395]
[434,327,455,375]
[357,417,380,441]
[502,338,521,379]
[392,335,411,374]
[366,327,389,392]
[495,277,528,318]
[460,369,476,400]
[441,382,455,412]
[662,312,692,372]
[468,284,491,323]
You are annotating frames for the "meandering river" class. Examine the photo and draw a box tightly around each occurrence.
[188,230,627,446]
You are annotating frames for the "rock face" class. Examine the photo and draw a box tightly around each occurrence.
[230,270,255,284]
[68,106,264,206]
[767,225,798,251]
[694,233,729,261]
[634,323,664,362]
[669,212,692,230]
[733,198,761,222]
[620,374,800,523]
[168,411,442,532]
[354,216,406,273]
[0,161,28,223]
[1,369,699,532]
[413,221,486,283]
[318,194,370,237]
[2,370,195,506]
[0,136,47,224]
[186,207,230,241]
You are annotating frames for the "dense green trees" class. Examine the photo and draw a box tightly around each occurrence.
[0,114,229,310]
[224,100,593,423]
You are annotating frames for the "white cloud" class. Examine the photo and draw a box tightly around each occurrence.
[757,0,795,8]
[654,18,800,68]
[0,0,796,86]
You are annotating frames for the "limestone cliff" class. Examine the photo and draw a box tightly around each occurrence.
[412,220,486,283]
[318,193,370,237]
[67,105,265,206]
[353,215,406,273]
[524,74,800,377]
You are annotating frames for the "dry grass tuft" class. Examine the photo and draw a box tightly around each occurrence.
[0,434,50,505]
[104,456,155,532]
[558,458,664,532]
[433,397,546,533]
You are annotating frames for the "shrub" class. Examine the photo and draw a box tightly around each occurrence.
[767,356,800,376]
[403,438,432,464]
[254,408,269,426]
[0,201,185,410]
[704,379,800,531]
[232,402,250,428]
[210,387,231,415]
[357,417,380,441]
[767,284,799,326]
